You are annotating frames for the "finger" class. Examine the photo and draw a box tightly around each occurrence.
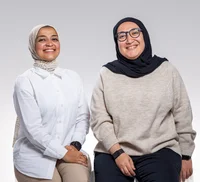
[126,163,136,176]
[77,160,88,167]
[123,166,132,177]
[179,170,183,182]
[186,169,191,179]
[121,168,130,177]
[124,158,136,176]
[80,156,87,162]
[80,154,87,160]
[190,168,193,176]
[80,162,88,167]
[121,168,125,175]
[181,170,186,182]
[78,156,88,165]
[129,157,136,171]
[78,157,87,164]
[180,170,183,182]
[83,155,87,158]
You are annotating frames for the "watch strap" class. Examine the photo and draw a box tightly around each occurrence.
[112,149,125,160]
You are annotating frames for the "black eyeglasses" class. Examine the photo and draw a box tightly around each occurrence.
[116,28,142,42]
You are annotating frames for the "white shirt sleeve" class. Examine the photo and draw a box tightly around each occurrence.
[13,76,67,159]
[71,81,90,144]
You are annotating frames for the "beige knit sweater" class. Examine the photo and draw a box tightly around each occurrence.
[90,61,196,157]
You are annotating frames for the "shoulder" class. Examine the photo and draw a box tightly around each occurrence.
[163,61,179,71]
[158,61,181,77]
[14,69,34,90]
[99,66,116,78]
[159,62,185,87]
[165,62,182,78]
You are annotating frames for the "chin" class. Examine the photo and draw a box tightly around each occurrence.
[125,55,138,60]
[44,56,58,62]
[43,59,55,62]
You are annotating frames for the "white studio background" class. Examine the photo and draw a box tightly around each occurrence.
[0,1,199,181]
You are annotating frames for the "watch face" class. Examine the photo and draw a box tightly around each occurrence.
[71,141,81,151]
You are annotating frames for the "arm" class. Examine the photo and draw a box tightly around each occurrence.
[63,77,89,167]
[171,68,196,181]
[70,79,90,146]
[13,76,67,159]
[90,72,135,176]
[171,68,196,157]
[90,73,118,150]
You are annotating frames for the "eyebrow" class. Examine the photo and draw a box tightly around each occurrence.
[117,28,140,34]
[36,34,58,38]
[117,31,126,34]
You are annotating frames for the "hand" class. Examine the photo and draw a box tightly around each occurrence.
[115,153,136,177]
[62,150,88,167]
[65,145,78,151]
[180,159,193,182]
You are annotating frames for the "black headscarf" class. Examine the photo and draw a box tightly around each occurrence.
[104,17,167,78]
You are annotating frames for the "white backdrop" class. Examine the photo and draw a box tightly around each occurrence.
[0,1,199,181]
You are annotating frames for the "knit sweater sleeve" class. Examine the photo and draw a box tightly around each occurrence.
[171,67,196,157]
[90,72,119,151]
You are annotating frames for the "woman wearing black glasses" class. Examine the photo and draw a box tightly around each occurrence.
[90,17,196,182]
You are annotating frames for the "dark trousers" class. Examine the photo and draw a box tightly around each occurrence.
[94,148,181,182]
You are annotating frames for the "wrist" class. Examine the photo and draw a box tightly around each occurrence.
[70,141,82,151]
[112,148,125,160]
[182,155,191,160]
[109,143,121,154]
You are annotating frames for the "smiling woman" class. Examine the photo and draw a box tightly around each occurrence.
[90,17,196,182]
[12,24,91,182]
[35,26,60,62]
[117,22,145,60]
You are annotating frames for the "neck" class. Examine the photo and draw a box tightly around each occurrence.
[33,59,58,72]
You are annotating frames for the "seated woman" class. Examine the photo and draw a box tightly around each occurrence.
[13,24,90,182]
[90,17,196,182]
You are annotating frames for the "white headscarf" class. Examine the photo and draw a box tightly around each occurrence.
[28,24,58,71]
[13,25,59,147]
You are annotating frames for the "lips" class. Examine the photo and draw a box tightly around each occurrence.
[126,45,137,50]
[43,49,55,52]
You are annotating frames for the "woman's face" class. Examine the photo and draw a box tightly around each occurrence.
[35,27,60,62]
[117,22,145,60]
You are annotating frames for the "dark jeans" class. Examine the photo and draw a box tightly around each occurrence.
[94,148,181,182]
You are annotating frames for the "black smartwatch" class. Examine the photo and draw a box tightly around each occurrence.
[70,141,82,151]
[112,149,125,160]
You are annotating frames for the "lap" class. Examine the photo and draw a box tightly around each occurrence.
[15,167,61,182]
[133,148,182,182]
[56,159,91,182]
[94,153,135,182]
[94,148,181,182]
[15,158,91,182]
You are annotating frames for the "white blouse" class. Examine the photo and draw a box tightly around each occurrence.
[13,67,90,179]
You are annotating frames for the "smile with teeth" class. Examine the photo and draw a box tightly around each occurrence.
[44,49,55,52]
[126,45,137,50]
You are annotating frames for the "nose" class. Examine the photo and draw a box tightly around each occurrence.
[46,40,53,47]
[126,34,134,43]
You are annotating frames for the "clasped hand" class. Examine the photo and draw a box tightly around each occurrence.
[62,145,88,167]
